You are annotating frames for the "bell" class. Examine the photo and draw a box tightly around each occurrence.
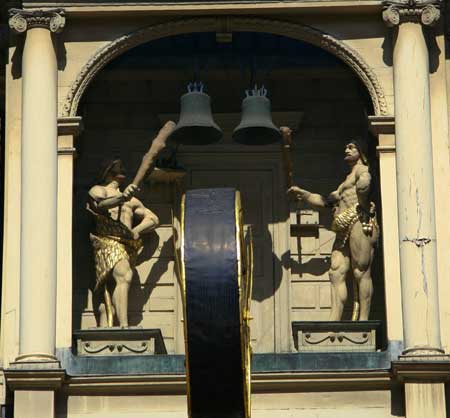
[233,86,281,145]
[169,82,223,145]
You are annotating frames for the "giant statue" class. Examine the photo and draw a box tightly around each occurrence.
[282,127,378,321]
[87,121,175,328]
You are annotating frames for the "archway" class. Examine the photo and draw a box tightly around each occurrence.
[62,17,389,118]
[72,29,386,354]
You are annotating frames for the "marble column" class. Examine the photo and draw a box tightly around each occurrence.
[8,9,65,363]
[383,1,448,416]
[383,0,444,357]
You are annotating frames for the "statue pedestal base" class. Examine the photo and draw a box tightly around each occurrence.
[73,328,167,356]
[292,321,382,352]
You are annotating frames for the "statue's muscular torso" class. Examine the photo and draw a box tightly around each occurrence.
[104,187,139,228]
[89,185,143,229]
[331,164,370,216]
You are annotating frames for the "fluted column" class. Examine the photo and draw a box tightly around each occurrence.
[9,8,65,363]
[383,0,443,357]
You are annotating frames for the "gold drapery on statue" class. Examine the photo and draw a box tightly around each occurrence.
[331,202,378,248]
[88,209,143,327]
[88,209,143,291]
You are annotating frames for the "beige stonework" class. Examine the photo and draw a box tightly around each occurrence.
[405,382,446,418]
[1,1,450,418]
[56,390,404,418]
[15,391,55,418]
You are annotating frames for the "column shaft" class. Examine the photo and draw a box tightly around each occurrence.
[19,27,58,359]
[393,22,441,352]
[405,383,446,418]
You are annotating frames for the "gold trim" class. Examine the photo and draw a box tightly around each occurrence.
[177,194,193,418]
[235,191,252,418]
[177,191,252,418]
[245,226,254,418]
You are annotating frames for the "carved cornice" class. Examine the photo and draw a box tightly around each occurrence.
[4,368,65,390]
[8,8,65,34]
[392,360,450,383]
[382,0,442,27]
[368,115,395,135]
[65,371,392,394]
[62,18,389,118]
[57,116,84,136]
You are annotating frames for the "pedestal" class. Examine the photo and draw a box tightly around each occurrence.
[292,321,382,352]
[73,328,167,356]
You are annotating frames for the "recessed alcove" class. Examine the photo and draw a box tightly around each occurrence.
[73,31,386,354]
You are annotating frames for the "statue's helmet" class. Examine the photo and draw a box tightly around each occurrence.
[97,159,126,184]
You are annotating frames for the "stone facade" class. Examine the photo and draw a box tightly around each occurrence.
[1,0,450,417]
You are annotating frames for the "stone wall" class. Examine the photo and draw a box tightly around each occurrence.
[55,389,405,418]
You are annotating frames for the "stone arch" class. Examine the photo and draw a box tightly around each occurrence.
[61,17,389,117]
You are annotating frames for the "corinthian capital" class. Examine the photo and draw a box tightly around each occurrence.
[382,0,442,27]
[8,9,65,34]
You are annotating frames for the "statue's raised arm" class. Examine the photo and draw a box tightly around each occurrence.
[288,186,331,209]
[122,121,176,199]
[281,126,332,210]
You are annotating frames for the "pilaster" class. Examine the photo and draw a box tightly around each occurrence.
[56,116,82,350]
[368,116,403,344]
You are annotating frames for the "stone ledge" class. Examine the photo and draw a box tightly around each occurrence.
[368,115,395,135]
[4,368,65,390]
[392,359,450,383]
[57,116,83,136]
[57,342,403,377]
[21,0,384,17]
[64,370,393,394]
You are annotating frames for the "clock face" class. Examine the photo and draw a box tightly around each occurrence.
[177,188,253,418]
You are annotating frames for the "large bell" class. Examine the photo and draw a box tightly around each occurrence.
[169,82,223,145]
[233,86,281,145]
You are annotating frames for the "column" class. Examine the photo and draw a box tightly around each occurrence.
[383,2,449,417]
[383,0,443,357]
[8,8,65,363]
[7,10,66,418]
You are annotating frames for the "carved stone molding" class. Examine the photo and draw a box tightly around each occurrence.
[368,115,395,136]
[8,8,65,34]
[4,368,65,390]
[73,328,168,357]
[57,116,84,136]
[292,321,381,353]
[61,17,389,118]
[382,0,442,27]
[392,360,450,382]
